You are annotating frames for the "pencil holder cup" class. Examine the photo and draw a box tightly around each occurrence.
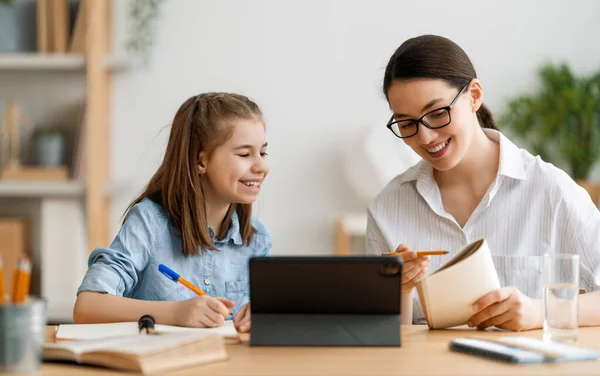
[0,298,46,373]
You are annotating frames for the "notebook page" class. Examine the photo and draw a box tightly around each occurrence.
[56,320,238,341]
[156,321,237,337]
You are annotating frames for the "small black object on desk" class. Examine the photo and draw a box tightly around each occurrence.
[138,314,158,335]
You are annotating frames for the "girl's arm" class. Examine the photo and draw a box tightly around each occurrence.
[73,292,180,325]
[401,291,413,325]
[73,203,156,323]
[74,291,235,327]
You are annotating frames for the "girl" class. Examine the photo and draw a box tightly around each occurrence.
[367,35,600,331]
[73,92,271,333]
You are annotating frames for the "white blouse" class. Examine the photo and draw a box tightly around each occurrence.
[366,129,600,324]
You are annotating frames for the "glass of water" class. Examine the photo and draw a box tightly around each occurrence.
[542,253,579,343]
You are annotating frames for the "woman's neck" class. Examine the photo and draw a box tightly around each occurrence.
[434,127,500,191]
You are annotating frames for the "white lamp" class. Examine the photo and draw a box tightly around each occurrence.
[343,125,421,205]
[335,126,421,255]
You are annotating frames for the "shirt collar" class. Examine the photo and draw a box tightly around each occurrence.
[484,129,527,181]
[396,129,527,185]
[209,210,244,246]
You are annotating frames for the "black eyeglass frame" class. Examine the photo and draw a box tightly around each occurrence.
[386,83,470,139]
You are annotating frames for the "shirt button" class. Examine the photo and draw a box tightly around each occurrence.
[204,278,211,285]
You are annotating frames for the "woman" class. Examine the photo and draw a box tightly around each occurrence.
[366,34,600,331]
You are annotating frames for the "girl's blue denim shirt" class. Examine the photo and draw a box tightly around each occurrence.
[77,197,271,318]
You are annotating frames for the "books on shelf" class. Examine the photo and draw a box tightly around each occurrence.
[36,0,110,55]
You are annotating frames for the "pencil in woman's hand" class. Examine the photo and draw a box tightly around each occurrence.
[386,250,448,257]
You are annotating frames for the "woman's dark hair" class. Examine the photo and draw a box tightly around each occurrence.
[383,34,498,130]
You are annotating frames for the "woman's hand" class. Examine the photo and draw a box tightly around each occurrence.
[468,287,543,331]
[387,244,430,294]
[233,303,251,333]
[174,296,235,328]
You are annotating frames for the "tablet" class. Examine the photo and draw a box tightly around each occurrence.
[249,256,402,346]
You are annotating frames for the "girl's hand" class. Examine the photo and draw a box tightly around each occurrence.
[175,296,235,328]
[468,287,543,331]
[387,244,430,294]
[233,303,251,333]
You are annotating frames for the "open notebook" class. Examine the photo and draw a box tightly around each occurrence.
[55,320,239,341]
[44,332,227,374]
[416,238,501,329]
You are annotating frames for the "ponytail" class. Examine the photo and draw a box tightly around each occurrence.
[476,104,499,130]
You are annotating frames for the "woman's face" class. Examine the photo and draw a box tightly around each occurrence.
[386,79,480,171]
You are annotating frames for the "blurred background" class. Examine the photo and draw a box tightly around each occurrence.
[0,0,599,322]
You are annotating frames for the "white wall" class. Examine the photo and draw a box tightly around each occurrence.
[109,0,600,255]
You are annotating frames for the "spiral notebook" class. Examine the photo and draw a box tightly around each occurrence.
[450,337,599,363]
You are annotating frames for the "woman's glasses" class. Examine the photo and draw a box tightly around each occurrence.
[386,84,469,139]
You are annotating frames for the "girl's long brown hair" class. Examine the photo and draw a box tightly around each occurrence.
[125,93,263,256]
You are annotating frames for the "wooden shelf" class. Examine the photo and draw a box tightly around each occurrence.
[0,53,130,72]
[0,181,84,197]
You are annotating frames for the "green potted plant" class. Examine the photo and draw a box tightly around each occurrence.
[501,63,600,187]
[126,0,164,64]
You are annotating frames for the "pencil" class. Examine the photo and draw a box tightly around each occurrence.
[11,256,31,304]
[0,256,5,305]
[386,250,448,257]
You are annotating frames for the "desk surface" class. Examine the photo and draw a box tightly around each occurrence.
[42,325,600,375]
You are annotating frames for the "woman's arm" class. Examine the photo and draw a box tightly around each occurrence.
[401,292,413,325]
[554,181,600,327]
[73,292,180,325]
[579,290,600,326]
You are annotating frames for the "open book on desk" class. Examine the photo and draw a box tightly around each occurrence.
[44,331,227,374]
[55,320,239,341]
[416,238,500,329]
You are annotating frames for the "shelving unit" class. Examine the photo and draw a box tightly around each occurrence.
[0,1,122,322]
[0,181,84,197]
[0,53,129,71]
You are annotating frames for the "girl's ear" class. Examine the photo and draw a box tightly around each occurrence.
[197,151,208,175]
[468,79,483,113]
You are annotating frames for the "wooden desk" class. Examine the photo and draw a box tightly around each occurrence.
[42,325,600,375]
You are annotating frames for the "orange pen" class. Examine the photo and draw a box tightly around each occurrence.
[11,256,31,304]
[0,256,6,305]
[386,250,448,257]
[158,264,231,315]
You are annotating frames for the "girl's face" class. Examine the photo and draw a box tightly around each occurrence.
[199,118,269,206]
[386,79,480,171]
